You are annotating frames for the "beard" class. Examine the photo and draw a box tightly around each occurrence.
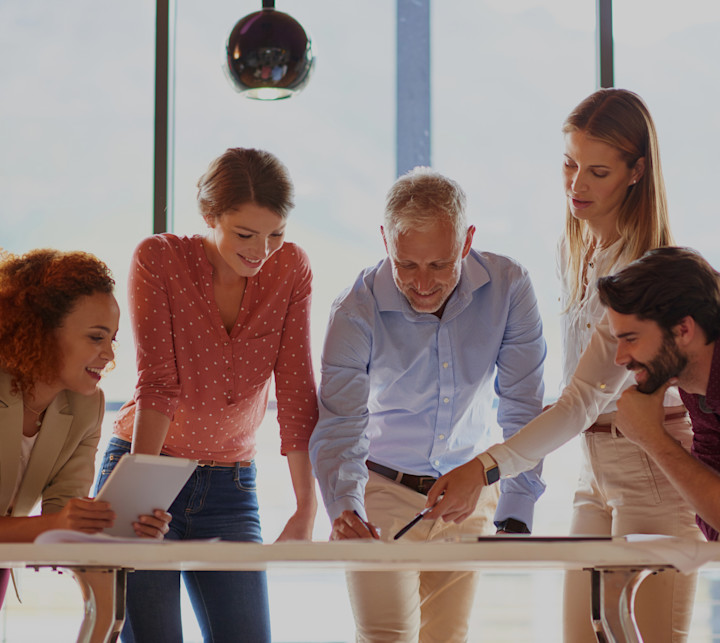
[626,331,688,394]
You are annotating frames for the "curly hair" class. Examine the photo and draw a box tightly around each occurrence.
[0,248,115,396]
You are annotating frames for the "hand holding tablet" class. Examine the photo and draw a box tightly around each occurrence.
[95,453,197,538]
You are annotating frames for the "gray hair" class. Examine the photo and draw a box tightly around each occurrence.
[383,167,468,250]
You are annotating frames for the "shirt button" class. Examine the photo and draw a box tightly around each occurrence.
[434,460,440,466]
[443,362,449,369]
[443,397,450,404]
[438,434,445,440]
[587,323,592,329]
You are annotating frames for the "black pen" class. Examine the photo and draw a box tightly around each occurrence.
[393,507,431,540]
[353,510,379,539]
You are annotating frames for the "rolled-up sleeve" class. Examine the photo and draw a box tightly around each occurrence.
[275,246,319,454]
[488,312,628,477]
[129,236,182,418]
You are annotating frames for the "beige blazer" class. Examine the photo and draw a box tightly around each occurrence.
[0,370,104,518]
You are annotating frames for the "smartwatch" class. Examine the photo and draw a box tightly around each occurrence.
[496,518,531,534]
[475,452,500,485]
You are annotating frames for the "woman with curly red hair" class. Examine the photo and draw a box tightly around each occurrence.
[0,248,169,607]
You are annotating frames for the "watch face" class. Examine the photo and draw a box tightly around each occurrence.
[486,465,500,485]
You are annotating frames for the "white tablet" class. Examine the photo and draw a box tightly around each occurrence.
[95,453,197,538]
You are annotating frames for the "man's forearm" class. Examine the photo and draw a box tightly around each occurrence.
[644,433,720,535]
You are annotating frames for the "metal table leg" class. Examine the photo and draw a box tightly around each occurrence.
[67,567,127,643]
[590,566,668,643]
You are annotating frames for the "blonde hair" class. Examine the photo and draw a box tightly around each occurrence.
[562,88,673,306]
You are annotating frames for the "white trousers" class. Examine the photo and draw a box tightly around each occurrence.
[347,470,500,643]
[563,416,703,643]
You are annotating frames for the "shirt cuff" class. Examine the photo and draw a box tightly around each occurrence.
[135,394,177,419]
[486,442,540,479]
[328,496,366,523]
[494,491,536,532]
[279,436,310,455]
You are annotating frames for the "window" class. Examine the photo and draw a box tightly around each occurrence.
[0,0,154,404]
[2,1,720,641]
[614,0,720,267]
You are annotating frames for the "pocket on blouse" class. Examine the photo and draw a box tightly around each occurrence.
[239,331,282,383]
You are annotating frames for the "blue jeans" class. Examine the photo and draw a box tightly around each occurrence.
[96,437,271,643]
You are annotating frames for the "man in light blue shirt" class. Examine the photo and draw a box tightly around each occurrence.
[309,167,546,642]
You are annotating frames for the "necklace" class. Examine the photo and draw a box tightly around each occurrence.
[586,242,598,269]
[23,403,47,428]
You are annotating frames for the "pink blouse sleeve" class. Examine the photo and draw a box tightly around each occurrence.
[274,245,319,454]
[128,236,182,418]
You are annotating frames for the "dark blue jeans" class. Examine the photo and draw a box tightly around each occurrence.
[96,437,271,643]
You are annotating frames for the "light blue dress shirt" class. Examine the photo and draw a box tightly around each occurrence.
[309,249,546,529]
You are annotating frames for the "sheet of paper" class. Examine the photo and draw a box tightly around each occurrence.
[34,529,159,544]
[34,529,222,545]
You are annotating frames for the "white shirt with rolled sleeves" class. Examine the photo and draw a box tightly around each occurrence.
[486,237,683,478]
[309,249,547,530]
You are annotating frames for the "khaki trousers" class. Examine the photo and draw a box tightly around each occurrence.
[563,416,703,643]
[347,470,500,643]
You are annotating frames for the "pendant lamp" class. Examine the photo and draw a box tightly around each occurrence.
[225,0,314,100]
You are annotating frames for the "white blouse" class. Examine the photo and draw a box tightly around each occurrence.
[486,236,682,478]
[9,432,39,511]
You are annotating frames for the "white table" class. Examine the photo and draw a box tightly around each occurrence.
[2,536,718,643]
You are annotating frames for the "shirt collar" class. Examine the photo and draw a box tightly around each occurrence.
[374,250,490,320]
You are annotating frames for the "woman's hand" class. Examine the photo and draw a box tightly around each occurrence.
[425,457,486,524]
[52,498,116,533]
[275,508,315,542]
[276,450,318,542]
[132,509,172,540]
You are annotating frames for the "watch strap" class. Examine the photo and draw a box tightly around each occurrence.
[496,518,531,534]
[475,452,500,485]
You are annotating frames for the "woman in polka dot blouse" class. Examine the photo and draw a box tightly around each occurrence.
[96,148,319,642]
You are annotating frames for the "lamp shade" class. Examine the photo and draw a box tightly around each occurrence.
[225,8,314,100]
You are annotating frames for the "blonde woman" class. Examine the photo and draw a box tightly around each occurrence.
[428,89,702,642]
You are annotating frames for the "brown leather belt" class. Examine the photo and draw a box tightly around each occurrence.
[197,459,252,468]
[584,411,688,436]
[367,460,437,496]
